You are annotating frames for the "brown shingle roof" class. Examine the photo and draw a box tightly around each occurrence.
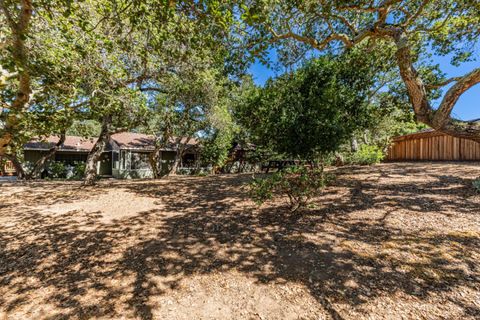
[110,132,156,150]
[24,136,96,152]
[25,133,199,152]
[110,132,198,150]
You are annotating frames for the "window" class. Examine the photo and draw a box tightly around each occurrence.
[182,153,196,167]
[120,150,127,170]
[112,151,119,169]
[131,152,151,170]
[54,153,88,165]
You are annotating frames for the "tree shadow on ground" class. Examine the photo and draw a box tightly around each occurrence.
[0,163,479,319]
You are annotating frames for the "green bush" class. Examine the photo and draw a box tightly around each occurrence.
[473,178,480,193]
[22,161,34,175]
[47,161,68,179]
[72,162,86,180]
[177,168,192,175]
[250,166,332,212]
[349,145,384,165]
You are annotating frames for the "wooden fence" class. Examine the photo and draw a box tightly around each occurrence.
[386,130,480,161]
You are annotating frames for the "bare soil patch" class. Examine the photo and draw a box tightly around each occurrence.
[0,162,479,319]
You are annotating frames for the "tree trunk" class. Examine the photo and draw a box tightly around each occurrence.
[26,133,66,179]
[169,150,183,175]
[391,29,480,142]
[149,148,163,179]
[195,153,201,170]
[0,0,33,156]
[350,137,359,153]
[169,137,189,175]
[363,132,369,145]
[83,116,111,186]
[148,132,172,179]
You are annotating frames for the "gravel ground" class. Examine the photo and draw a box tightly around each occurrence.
[0,162,479,320]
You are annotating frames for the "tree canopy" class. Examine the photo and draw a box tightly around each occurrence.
[0,0,241,156]
[236,51,388,160]
[240,0,480,141]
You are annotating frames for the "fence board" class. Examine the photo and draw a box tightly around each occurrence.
[387,131,480,161]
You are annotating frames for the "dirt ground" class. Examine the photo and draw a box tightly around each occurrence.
[0,162,479,320]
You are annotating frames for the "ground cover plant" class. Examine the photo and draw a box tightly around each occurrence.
[250,166,332,212]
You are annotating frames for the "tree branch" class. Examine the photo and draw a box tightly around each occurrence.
[27,132,66,179]
[139,86,168,93]
[392,27,480,141]
[403,0,431,27]
[270,27,353,50]
[434,68,480,127]
[425,76,463,89]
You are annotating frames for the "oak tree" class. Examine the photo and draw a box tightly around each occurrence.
[241,0,480,141]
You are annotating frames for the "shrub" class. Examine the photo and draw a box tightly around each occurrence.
[196,170,208,177]
[47,161,67,179]
[72,162,86,180]
[349,145,384,165]
[22,161,34,175]
[177,168,192,175]
[250,166,332,212]
[473,178,480,193]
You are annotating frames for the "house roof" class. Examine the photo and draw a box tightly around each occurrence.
[24,136,96,152]
[24,132,199,152]
[110,132,156,151]
[110,132,198,151]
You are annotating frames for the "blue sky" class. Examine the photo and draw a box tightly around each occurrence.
[248,52,479,121]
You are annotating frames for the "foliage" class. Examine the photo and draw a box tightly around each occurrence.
[67,120,101,137]
[239,0,480,141]
[201,93,238,169]
[71,162,86,180]
[356,108,428,153]
[236,51,389,161]
[0,0,83,154]
[348,145,385,166]
[47,161,67,179]
[201,128,235,169]
[140,65,238,175]
[250,166,331,212]
[42,161,86,180]
[473,179,480,194]
[1,0,242,172]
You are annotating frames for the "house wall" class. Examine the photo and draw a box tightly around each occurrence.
[387,133,480,161]
[24,150,90,164]
[112,168,154,179]
[24,147,198,179]
[98,152,112,176]
[112,150,177,179]
[55,152,89,164]
[24,150,110,176]
[24,150,48,163]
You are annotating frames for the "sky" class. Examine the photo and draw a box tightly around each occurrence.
[248,51,479,121]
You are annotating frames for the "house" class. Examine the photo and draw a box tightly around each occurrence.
[386,129,480,161]
[23,132,199,178]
